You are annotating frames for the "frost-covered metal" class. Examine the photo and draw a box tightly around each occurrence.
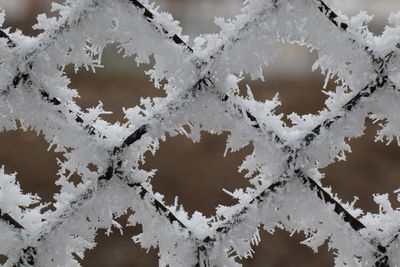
[0,0,399,266]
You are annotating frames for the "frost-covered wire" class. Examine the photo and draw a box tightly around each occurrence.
[1,0,400,266]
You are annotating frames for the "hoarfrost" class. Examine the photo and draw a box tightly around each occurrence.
[0,0,399,266]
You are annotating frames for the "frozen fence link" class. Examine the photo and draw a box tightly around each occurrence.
[0,0,400,266]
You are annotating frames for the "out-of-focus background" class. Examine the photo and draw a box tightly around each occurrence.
[1,0,400,266]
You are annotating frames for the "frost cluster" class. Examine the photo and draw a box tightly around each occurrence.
[0,0,400,266]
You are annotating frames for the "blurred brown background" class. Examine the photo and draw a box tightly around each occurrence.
[1,0,400,266]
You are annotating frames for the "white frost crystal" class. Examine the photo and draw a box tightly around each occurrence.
[0,0,399,266]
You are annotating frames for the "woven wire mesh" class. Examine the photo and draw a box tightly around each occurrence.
[0,0,399,266]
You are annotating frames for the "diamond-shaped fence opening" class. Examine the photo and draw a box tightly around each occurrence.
[143,132,252,217]
[80,213,160,266]
[244,43,334,125]
[0,129,62,204]
[66,46,165,124]
[322,119,400,214]
[1,0,400,266]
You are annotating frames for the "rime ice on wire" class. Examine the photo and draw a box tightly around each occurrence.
[1,0,400,266]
